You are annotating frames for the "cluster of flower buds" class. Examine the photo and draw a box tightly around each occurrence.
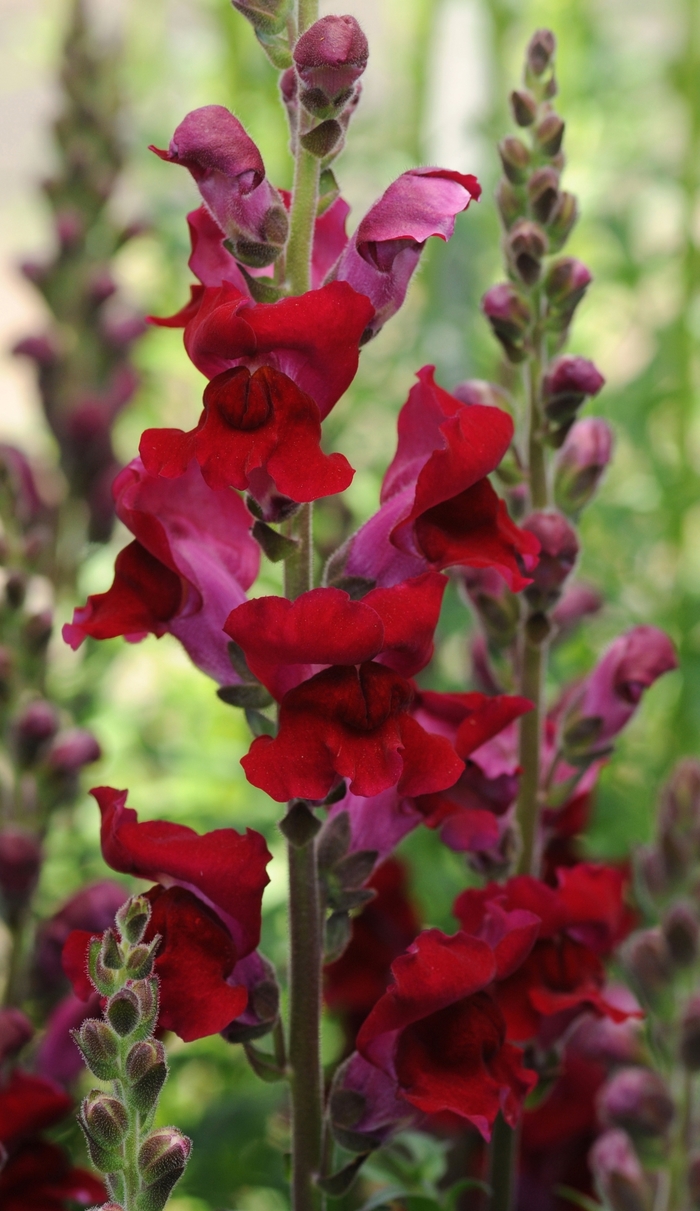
[13,0,145,545]
[74,894,190,1211]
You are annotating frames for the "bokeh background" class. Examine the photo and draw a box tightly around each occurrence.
[1,0,700,1206]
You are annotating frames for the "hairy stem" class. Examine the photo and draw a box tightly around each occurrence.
[287,838,324,1211]
[489,1116,519,1211]
[285,0,320,295]
[517,637,546,875]
[284,503,314,599]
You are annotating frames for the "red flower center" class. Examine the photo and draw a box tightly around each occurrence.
[204,366,276,432]
[337,662,413,732]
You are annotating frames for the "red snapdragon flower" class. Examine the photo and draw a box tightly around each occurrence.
[342,367,540,589]
[356,925,538,1139]
[63,787,272,1042]
[454,866,636,1045]
[63,457,259,684]
[224,575,465,801]
[0,1070,104,1211]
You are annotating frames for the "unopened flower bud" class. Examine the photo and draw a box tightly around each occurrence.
[138,1127,191,1201]
[498,136,531,184]
[116,895,152,946]
[300,118,343,159]
[555,417,613,509]
[107,988,140,1037]
[657,759,700,879]
[126,1040,168,1115]
[535,111,565,156]
[544,256,591,316]
[459,567,520,647]
[681,996,700,1070]
[125,943,156,981]
[522,511,578,610]
[622,928,673,999]
[0,1007,33,1062]
[482,283,531,362]
[543,356,605,432]
[82,1091,129,1149]
[24,610,53,652]
[12,699,59,764]
[528,166,560,223]
[510,88,538,126]
[526,29,556,78]
[507,218,548,285]
[589,1129,650,1211]
[231,0,290,36]
[551,581,603,639]
[599,1067,674,1138]
[0,829,42,910]
[662,901,699,966]
[294,15,368,116]
[45,728,101,775]
[75,1018,121,1081]
[495,178,525,230]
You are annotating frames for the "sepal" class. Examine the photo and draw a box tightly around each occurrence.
[74,1018,121,1081]
[116,895,151,945]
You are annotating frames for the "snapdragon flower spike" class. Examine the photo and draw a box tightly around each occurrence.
[454,865,636,1045]
[63,788,272,1042]
[150,106,288,267]
[356,926,538,1139]
[343,366,540,589]
[561,626,678,761]
[63,457,259,684]
[225,575,465,801]
[334,170,481,339]
[141,364,354,502]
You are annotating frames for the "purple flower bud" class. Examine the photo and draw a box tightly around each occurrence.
[45,728,101,776]
[0,1007,33,1063]
[551,581,603,638]
[543,356,606,431]
[506,218,548,285]
[555,417,613,513]
[12,335,57,367]
[0,828,42,910]
[330,1052,413,1153]
[589,1129,650,1211]
[544,256,592,308]
[535,112,565,156]
[662,901,699,966]
[598,1067,674,1138]
[522,511,578,610]
[294,16,368,116]
[0,444,45,527]
[526,29,556,77]
[681,995,700,1070]
[220,951,279,1043]
[87,269,117,305]
[547,191,578,250]
[481,283,531,361]
[572,1002,643,1067]
[151,106,288,268]
[12,699,59,765]
[498,136,531,184]
[657,759,700,881]
[622,928,673,999]
[527,165,560,223]
[138,1126,192,1186]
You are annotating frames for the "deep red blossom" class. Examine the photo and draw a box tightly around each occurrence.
[334,169,481,337]
[225,576,464,801]
[357,928,537,1139]
[63,457,259,683]
[344,367,540,590]
[140,364,354,501]
[63,787,271,1042]
[325,858,421,1045]
[150,279,374,418]
[0,1070,104,1211]
[454,867,636,1044]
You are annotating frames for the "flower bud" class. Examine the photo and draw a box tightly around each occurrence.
[0,1007,33,1063]
[294,15,368,117]
[75,1018,121,1081]
[459,566,520,647]
[498,136,531,184]
[126,1040,168,1116]
[657,759,700,880]
[107,988,140,1037]
[138,1127,191,1202]
[599,1067,674,1138]
[622,928,673,999]
[506,218,548,285]
[116,895,152,946]
[510,88,538,126]
[522,511,578,610]
[12,699,59,765]
[23,610,53,652]
[551,582,603,639]
[526,29,556,78]
[555,417,613,510]
[300,118,343,159]
[662,901,699,966]
[82,1091,129,1149]
[589,1129,650,1211]
[528,166,560,223]
[544,256,591,322]
[495,178,525,229]
[681,995,700,1070]
[125,942,157,981]
[543,357,605,432]
[0,829,42,911]
[481,283,531,362]
[535,111,565,156]
[45,728,101,775]
[231,0,290,36]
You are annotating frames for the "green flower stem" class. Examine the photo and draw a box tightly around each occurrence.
[525,300,548,511]
[516,636,546,876]
[283,503,314,600]
[285,0,320,296]
[489,1116,519,1211]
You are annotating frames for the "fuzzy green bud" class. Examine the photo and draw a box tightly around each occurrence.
[107,988,140,1037]
[74,1018,120,1081]
[116,895,151,945]
[126,1040,168,1116]
[82,1091,129,1149]
[136,1127,191,1211]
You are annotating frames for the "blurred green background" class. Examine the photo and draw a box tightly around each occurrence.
[2,0,700,1206]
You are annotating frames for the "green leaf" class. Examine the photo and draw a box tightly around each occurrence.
[555,1186,603,1211]
[217,683,274,710]
[244,708,276,737]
